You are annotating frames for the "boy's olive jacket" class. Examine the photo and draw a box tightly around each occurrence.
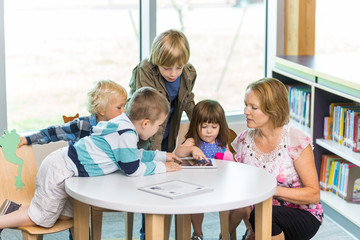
[128,59,197,152]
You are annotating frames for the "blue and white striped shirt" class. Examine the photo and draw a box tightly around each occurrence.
[64,114,167,177]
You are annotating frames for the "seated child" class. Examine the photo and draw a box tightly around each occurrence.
[0,86,182,232]
[175,99,232,240]
[18,80,127,148]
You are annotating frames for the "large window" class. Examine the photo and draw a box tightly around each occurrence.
[4,0,139,131]
[2,0,265,133]
[157,0,265,111]
[316,0,360,55]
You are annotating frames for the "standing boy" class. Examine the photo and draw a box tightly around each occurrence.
[128,29,197,239]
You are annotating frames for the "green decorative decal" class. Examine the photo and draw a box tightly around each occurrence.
[0,130,25,190]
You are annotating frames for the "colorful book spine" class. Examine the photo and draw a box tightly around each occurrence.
[320,155,343,191]
[287,85,311,127]
[354,114,360,152]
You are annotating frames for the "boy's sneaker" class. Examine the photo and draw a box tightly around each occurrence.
[191,232,203,240]
[0,199,21,216]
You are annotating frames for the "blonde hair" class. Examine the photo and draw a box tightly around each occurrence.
[185,100,229,148]
[246,78,289,128]
[149,29,190,67]
[126,87,170,123]
[87,80,127,117]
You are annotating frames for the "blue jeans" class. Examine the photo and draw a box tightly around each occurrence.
[69,229,73,240]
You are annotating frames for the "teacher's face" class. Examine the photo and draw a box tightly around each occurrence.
[244,89,270,129]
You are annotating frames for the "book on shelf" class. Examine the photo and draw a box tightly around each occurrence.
[353,178,360,203]
[323,116,333,140]
[338,106,360,146]
[138,180,213,199]
[345,166,360,203]
[319,154,343,191]
[329,102,355,143]
[329,102,356,117]
[287,85,311,127]
[325,102,360,152]
[328,159,347,194]
[353,114,360,152]
[320,154,360,203]
[344,110,360,148]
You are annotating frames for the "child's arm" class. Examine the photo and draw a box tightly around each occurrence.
[175,138,209,162]
[165,152,182,163]
[22,116,93,146]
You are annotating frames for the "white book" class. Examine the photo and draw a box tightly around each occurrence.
[138,180,213,199]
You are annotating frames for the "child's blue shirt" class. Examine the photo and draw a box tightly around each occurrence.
[199,140,225,159]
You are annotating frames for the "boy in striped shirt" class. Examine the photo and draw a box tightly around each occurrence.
[0,86,182,231]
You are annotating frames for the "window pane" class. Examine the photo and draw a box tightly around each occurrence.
[316,0,360,54]
[157,0,265,112]
[5,0,139,132]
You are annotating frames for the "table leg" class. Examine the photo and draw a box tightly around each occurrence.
[254,197,273,240]
[73,199,90,240]
[145,214,165,240]
[219,211,230,240]
[175,214,191,240]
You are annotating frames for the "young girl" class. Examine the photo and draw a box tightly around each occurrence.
[17,80,127,147]
[175,99,231,240]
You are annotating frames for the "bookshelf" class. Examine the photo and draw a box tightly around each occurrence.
[272,55,360,236]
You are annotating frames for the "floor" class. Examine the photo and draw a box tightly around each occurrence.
[1,211,358,240]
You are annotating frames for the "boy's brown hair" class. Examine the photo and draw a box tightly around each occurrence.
[185,100,229,148]
[246,77,289,128]
[149,29,190,67]
[126,87,170,123]
[87,80,127,117]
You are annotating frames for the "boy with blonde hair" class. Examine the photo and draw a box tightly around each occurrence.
[18,80,128,147]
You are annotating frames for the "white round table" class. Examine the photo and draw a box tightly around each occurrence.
[65,160,277,240]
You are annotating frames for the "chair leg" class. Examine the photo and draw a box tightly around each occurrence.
[231,231,237,240]
[21,232,43,240]
[91,207,103,240]
[125,212,134,240]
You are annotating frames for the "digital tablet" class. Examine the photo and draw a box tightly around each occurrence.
[179,157,217,169]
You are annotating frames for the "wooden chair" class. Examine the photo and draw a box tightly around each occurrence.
[0,143,73,240]
[228,128,237,155]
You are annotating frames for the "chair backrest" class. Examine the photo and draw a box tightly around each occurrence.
[0,145,37,206]
[63,113,79,123]
[228,128,237,154]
